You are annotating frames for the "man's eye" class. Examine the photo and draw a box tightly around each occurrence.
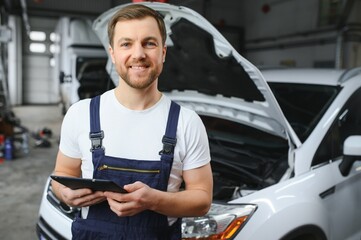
[120,42,130,47]
[145,42,157,47]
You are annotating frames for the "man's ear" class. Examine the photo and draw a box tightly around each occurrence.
[162,45,167,63]
[108,45,115,64]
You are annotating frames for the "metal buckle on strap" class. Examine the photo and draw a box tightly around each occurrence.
[159,135,177,155]
[89,131,104,152]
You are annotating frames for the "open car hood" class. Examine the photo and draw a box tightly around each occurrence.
[93,2,300,146]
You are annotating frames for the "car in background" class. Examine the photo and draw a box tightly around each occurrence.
[53,17,115,114]
[36,2,361,240]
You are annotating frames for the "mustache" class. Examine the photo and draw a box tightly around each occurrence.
[127,60,151,67]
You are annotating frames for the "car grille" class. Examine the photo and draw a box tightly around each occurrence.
[36,216,68,240]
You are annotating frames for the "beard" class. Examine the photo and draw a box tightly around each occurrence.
[118,60,163,90]
[120,70,157,89]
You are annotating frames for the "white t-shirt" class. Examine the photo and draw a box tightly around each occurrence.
[59,90,210,222]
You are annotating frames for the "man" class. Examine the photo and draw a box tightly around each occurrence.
[52,4,213,239]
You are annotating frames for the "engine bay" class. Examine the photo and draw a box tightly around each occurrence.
[201,115,289,201]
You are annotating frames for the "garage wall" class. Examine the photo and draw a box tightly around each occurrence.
[240,0,361,68]
[348,0,361,22]
[22,17,58,104]
[242,0,318,40]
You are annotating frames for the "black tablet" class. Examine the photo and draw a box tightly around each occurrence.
[50,175,127,193]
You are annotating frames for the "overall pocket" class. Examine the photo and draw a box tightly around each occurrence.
[96,157,162,189]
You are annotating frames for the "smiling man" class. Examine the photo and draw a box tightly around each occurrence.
[51,4,213,239]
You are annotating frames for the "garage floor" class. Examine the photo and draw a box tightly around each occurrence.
[0,105,63,240]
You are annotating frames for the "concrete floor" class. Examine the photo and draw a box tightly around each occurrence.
[0,105,63,240]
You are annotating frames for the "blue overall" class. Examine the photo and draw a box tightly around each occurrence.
[71,95,182,239]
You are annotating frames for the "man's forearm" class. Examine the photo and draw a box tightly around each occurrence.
[150,188,212,217]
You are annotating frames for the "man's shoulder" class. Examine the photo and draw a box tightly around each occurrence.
[178,104,198,119]
[68,90,114,112]
[68,98,91,112]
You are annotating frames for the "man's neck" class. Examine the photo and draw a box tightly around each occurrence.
[114,82,162,110]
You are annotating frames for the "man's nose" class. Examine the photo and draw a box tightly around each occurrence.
[132,43,146,59]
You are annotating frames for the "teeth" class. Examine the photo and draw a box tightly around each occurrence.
[131,66,145,69]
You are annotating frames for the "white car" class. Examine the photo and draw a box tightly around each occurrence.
[36,2,361,240]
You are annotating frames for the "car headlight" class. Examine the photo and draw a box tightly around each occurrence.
[182,203,256,239]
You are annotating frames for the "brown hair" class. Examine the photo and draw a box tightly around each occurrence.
[107,4,166,47]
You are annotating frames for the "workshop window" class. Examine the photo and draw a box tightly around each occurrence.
[49,32,57,42]
[29,43,46,53]
[27,30,52,54]
[29,31,46,41]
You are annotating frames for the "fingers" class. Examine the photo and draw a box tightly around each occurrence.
[104,182,153,217]
[74,192,106,207]
[61,188,105,207]
[123,181,145,192]
[103,191,128,202]
[107,198,139,217]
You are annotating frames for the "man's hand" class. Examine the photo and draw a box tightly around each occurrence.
[58,186,106,207]
[104,163,213,218]
[104,181,155,217]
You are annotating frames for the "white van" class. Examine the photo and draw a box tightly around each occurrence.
[53,17,115,114]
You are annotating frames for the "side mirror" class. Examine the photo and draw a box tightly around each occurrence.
[339,136,361,176]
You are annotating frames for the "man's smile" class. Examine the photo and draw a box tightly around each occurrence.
[130,65,148,69]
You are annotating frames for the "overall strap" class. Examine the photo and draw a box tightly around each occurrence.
[159,101,180,191]
[89,95,104,152]
[160,101,180,156]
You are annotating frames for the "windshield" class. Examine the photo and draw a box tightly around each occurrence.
[269,83,340,142]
